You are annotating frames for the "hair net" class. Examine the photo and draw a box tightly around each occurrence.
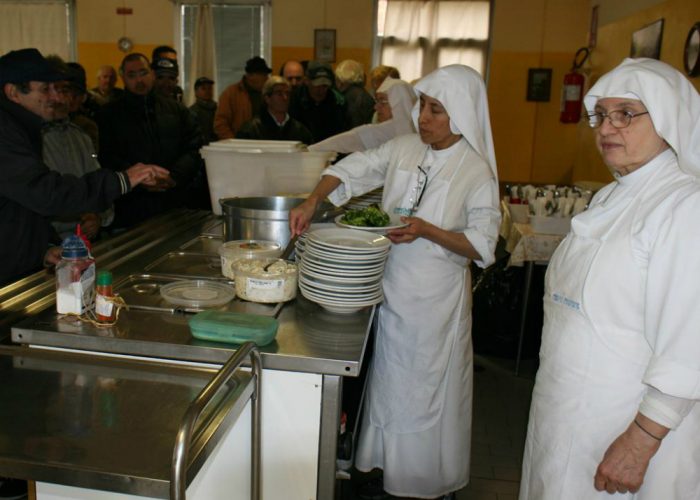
[411,64,497,178]
[584,58,700,177]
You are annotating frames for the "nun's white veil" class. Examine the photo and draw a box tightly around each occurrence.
[411,64,498,178]
[584,58,700,177]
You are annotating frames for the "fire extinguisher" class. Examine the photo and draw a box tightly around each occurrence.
[560,48,590,123]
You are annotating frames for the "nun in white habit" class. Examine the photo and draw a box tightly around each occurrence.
[520,58,700,499]
[308,77,417,153]
[290,64,500,498]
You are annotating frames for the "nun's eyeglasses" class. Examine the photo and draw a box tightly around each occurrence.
[586,109,649,129]
[409,165,430,215]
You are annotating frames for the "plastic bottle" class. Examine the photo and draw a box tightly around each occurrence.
[95,270,116,323]
[55,235,96,315]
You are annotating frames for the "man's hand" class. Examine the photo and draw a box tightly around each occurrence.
[125,163,172,189]
[43,246,62,268]
[594,415,666,494]
[79,213,100,239]
[386,216,431,244]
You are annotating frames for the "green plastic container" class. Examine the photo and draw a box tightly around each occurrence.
[188,310,278,346]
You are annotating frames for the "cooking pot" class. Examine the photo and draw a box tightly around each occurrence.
[220,196,340,247]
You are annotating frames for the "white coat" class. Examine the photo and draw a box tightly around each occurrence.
[520,150,700,499]
[326,133,500,498]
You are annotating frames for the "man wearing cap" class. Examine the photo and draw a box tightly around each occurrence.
[189,77,217,143]
[213,56,272,139]
[237,76,313,143]
[0,48,168,285]
[152,57,182,102]
[289,60,348,143]
[98,53,207,227]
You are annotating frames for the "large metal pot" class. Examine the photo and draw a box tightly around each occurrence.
[220,196,340,247]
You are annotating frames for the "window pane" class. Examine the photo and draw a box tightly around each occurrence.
[0,2,71,59]
[382,45,423,83]
[438,47,484,75]
[435,2,489,40]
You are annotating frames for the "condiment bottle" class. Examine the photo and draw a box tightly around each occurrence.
[95,270,116,323]
[55,235,96,315]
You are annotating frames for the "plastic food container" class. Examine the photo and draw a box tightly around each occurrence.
[233,258,298,303]
[189,310,279,346]
[218,240,282,279]
[160,280,235,309]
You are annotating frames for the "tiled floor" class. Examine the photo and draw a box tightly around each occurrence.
[339,354,536,500]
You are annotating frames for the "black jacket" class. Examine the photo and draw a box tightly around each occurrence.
[98,90,205,227]
[0,95,125,285]
[236,110,313,144]
[288,86,348,143]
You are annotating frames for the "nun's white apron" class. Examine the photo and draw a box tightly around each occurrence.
[355,146,473,498]
[520,163,700,500]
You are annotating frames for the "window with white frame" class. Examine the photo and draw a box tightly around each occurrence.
[0,0,76,60]
[178,0,270,102]
[375,0,492,83]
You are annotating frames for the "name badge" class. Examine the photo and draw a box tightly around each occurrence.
[393,207,412,217]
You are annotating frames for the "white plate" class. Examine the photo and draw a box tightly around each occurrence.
[300,259,385,277]
[299,288,383,314]
[299,282,383,303]
[303,248,388,264]
[299,264,384,284]
[334,214,408,233]
[307,228,391,252]
[299,275,381,293]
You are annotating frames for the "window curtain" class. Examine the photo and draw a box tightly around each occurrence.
[0,1,70,59]
[187,3,217,104]
[379,0,490,82]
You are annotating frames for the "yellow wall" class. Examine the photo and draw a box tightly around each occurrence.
[572,0,700,183]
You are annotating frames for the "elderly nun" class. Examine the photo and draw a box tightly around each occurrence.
[520,58,700,499]
[309,77,417,153]
[290,64,500,499]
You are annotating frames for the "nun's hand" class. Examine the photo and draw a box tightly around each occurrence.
[386,216,430,244]
[593,417,664,494]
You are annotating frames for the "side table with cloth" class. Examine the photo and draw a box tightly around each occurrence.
[499,202,564,374]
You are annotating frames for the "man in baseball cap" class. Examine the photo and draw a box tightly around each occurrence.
[152,57,182,101]
[190,77,217,143]
[288,60,348,142]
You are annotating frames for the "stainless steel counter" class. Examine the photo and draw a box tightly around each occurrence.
[0,345,254,498]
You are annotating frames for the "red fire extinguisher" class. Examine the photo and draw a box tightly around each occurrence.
[560,48,590,123]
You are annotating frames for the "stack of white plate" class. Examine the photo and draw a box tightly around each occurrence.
[345,188,383,211]
[295,222,337,262]
[298,228,391,314]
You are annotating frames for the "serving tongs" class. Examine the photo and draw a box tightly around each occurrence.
[263,234,299,271]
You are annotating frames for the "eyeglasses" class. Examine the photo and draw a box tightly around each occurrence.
[270,90,290,98]
[586,109,650,129]
[374,97,390,105]
[409,165,430,214]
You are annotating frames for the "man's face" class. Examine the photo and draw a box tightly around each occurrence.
[195,83,214,101]
[264,84,291,115]
[245,72,268,92]
[121,58,154,96]
[48,81,71,120]
[5,81,59,121]
[308,83,329,103]
[154,73,178,99]
[97,68,116,92]
[282,61,304,88]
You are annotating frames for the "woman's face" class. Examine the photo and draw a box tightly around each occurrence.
[374,91,392,122]
[418,94,461,150]
[594,97,668,176]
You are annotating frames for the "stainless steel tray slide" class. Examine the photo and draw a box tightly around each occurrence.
[145,252,227,281]
[179,235,224,254]
[0,345,257,499]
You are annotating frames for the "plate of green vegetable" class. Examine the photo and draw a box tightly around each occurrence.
[335,204,408,233]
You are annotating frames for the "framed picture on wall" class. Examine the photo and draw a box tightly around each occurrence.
[314,29,336,63]
[631,18,664,59]
[526,68,552,102]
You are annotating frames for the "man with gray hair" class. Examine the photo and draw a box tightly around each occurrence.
[237,76,312,143]
[335,59,374,128]
[90,65,123,106]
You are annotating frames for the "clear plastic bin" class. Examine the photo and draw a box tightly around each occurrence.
[201,140,336,215]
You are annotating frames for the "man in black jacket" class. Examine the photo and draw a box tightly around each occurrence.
[0,48,167,286]
[98,53,207,227]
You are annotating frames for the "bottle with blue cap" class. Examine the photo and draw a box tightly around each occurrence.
[55,234,96,315]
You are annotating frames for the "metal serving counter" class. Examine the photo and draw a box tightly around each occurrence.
[2,209,375,499]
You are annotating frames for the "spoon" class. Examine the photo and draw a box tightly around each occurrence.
[263,234,299,271]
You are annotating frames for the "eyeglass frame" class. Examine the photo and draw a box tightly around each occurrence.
[409,165,430,215]
[585,109,650,129]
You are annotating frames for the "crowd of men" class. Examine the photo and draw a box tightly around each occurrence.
[0,45,396,287]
